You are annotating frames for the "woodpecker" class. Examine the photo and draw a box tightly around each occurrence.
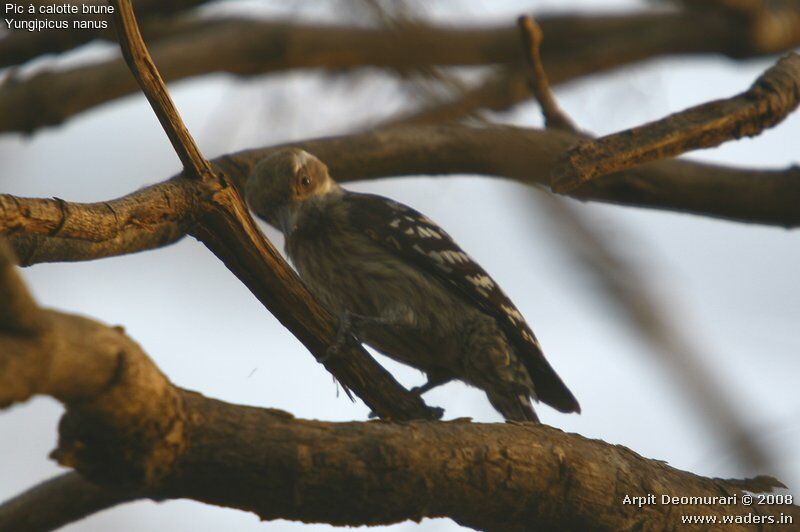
[246,148,579,422]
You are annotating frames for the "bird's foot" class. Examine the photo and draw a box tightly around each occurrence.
[319,311,357,363]
[321,311,399,363]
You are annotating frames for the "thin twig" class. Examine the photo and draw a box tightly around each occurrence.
[106,0,438,421]
[515,15,775,472]
[110,0,213,180]
[551,52,800,192]
[5,6,800,134]
[517,15,578,133]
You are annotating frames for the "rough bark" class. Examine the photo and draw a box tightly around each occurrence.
[0,281,794,530]
[3,122,799,269]
[4,4,800,133]
[112,0,439,422]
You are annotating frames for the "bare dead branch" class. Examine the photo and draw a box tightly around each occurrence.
[0,179,194,266]
[104,0,438,422]
[0,472,136,532]
[4,6,800,134]
[0,289,794,530]
[517,16,577,133]
[551,52,800,192]
[520,17,775,470]
[9,224,185,266]
[0,179,197,243]
[110,0,214,180]
[0,240,42,334]
[2,122,799,266]
[513,14,774,472]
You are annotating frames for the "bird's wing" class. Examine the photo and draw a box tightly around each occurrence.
[344,192,579,413]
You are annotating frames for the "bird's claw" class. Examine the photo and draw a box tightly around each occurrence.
[319,311,358,363]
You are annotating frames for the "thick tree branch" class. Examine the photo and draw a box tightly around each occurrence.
[0,282,795,530]
[104,0,437,422]
[0,178,197,265]
[235,125,800,227]
[4,5,800,134]
[552,52,800,192]
[0,179,197,243]
[3,122,799,267]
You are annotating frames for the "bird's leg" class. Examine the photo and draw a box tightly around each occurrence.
[368,374,451,419]
[321,310,403,363]
[410,373,453,396]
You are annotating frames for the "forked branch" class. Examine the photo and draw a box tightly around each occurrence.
[106,0,438,421]
[552,52,800,192]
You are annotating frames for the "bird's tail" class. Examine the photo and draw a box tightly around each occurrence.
[486,392,539,423]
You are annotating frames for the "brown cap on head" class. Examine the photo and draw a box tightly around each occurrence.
[245,148,334,228]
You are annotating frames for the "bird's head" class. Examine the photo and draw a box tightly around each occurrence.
[245,148,338,234]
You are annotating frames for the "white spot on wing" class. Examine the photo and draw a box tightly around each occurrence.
[467,274,495,290]
[417,226,442,239]
[501,304,525,326]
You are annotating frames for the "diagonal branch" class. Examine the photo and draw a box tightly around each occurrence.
[110,0,213,180]
[552,52,800,192]
[105,0,437,422]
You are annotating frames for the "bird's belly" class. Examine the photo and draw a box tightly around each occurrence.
[288,234,470,372]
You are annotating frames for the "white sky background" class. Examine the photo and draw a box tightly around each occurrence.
[1,0,799,530]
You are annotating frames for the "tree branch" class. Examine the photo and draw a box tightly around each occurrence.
[104,0,438,422]
[110,0,214,180]
[0,240,42,334]
[0,472,136,532]
[0,277,795,530]
[239,125,800,227]
[3,122,799,267]
[517,16,577,133]
[4,5,800,134]
[552,52,800,192]
[514,12,775,472]
[386,2,800,128]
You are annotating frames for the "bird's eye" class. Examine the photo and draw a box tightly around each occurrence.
[299,174,312,189]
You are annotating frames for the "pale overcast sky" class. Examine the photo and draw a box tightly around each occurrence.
[1,1,798,530]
